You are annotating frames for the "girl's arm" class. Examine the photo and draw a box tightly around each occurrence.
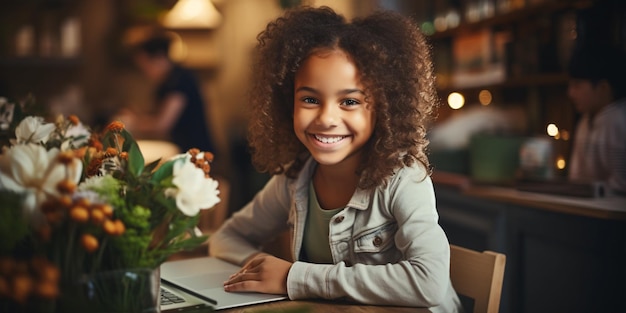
[209,174,292,265]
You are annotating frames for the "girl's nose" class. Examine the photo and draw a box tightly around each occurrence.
[317,103,338,127]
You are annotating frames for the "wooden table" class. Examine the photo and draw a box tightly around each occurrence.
[220,299,433,312]
[431,171,626,220]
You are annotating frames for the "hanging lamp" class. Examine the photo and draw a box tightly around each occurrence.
[162,0,222,29]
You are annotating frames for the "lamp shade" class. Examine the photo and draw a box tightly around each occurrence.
[162,0,222,29]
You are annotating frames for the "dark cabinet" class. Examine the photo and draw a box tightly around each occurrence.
[436,185,626,313]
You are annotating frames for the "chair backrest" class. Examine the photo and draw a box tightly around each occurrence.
[449,244,506,313]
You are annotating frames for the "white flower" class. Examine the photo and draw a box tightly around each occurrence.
[0,144,82,223]
[61,122,91,150]
[164,156,220,216]
[15,116,56,145]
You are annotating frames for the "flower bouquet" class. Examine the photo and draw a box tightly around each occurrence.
[0,96,220,312]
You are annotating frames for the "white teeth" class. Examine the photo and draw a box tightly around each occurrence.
[314,134,345,144]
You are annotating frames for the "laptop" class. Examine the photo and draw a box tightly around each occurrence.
[160,257,287,311]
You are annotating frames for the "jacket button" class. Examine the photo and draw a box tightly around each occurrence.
[373,236,383,247]
[334,216,344,223]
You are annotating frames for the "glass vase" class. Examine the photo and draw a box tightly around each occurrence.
[57,267,160,313]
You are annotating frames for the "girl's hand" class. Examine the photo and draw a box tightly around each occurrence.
[223,253,292,295]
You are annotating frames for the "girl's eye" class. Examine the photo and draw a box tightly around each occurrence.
[342,99,360,106]
[302,97,319,104]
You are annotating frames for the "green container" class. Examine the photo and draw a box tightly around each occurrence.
[469,134,525,184]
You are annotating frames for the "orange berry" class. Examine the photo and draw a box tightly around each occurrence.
[106,121,125,132]
[56,179,77,194]
[203,152,214,162]
[37,281,59,298]
[90,208,105,224]
[68,115,80,126]
[103,220,116,235]
[12,274,33,303]
[100,204,114,218]
[188,148,200,156]
[81,234,99,253]
[105,147,117,157]
[69,206,89,223]
[40,264,60,283]
[114,220,126,236]
[57,151,76,165]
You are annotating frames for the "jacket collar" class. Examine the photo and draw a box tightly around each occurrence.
[291,157,370,211]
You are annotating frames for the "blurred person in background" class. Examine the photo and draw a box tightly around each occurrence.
[567,44,626,194]
[116,34,217,155]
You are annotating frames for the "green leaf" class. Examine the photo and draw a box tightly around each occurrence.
[151,158,176,183]
[162,214,200,243]
[143,159,162,174]
[126,138,145,177]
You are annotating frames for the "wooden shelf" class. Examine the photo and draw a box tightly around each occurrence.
[0,56,83,67]
[429,0,593,39]
[438,72,569,92]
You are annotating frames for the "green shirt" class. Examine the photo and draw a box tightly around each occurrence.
[302,181,343,264]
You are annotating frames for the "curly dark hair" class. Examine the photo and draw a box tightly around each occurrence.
[247,6,439,189]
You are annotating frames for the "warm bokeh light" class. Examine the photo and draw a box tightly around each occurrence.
[560,130,570,141]
[447,92,465,110]
[434,16,447,32]
[162,0,222,29]
[478,89,492,105]
[167,31,188,62]
[556,156,566,170]
[421,22,435,36]
[546,123,559,137]
[446,10,461,28]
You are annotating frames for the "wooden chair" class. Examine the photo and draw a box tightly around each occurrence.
[449,244,506,313]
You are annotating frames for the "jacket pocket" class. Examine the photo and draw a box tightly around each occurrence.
[353,223,397,253]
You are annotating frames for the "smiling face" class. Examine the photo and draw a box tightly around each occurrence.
[293,49,375,171]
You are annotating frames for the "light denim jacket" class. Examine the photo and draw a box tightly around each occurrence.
[209,158,463,312]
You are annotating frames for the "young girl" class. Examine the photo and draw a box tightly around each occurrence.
[209,6,463,311]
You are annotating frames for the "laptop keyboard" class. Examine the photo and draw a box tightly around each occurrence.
[161,287,186,305]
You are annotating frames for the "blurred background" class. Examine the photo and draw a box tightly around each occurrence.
[1,0,624,207]
[1,0,624,204]
[1,1,625,313]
